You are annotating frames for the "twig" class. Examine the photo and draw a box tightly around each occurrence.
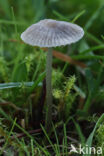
[0,102,22,111]
[0,129,42,146]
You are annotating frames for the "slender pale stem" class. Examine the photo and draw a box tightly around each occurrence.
[45,48,53,131]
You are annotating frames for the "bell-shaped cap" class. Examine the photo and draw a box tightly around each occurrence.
[21,19,84,47]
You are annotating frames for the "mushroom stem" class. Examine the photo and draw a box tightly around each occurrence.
[45,47,53,131]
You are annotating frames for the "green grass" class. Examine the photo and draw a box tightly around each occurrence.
[0,0,104,155]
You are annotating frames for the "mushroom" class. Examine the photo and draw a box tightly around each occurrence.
[21,19,84,130]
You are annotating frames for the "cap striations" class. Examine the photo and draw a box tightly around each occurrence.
[21,19,84,47]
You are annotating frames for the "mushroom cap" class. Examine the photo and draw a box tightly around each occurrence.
[21,19,84,47]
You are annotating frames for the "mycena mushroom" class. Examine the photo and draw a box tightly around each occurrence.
[21,19,84,130]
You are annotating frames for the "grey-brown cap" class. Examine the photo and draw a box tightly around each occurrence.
[21,19,84,47]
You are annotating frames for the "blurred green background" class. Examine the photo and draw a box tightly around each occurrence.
[0,0,104,123]
[0,0,104,36]
[0,0,104,155]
